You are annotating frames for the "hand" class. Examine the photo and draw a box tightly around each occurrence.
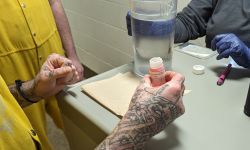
[127,71,185,130]
[96,71,185,150]
[33,53,79,98]
[211,33,250,68]
[68,56,84,81]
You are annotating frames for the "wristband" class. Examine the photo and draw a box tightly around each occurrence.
[15,80,37,103]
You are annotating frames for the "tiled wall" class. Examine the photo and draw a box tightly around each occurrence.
[61,0,195,74]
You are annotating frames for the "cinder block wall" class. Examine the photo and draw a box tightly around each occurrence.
[62,0,194,74]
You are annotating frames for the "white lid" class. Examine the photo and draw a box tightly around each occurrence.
[192,65,205,75]
[149,57,163,69]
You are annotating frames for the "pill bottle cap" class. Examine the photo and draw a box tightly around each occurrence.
[192,65,205,75]
[150,57,163,69]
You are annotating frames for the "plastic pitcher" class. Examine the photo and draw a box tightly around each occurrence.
[127,0,177,76]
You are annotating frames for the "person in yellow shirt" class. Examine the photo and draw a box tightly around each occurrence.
[1,53,185,149]
[0,0,83,149]
[0,53,79,150]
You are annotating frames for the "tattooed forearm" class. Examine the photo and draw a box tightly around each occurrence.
[96,95,182,150]
[8,80,42,108]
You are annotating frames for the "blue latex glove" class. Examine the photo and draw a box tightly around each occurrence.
[211,33,250,68]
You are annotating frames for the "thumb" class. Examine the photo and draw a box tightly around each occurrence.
[143,74,152,87]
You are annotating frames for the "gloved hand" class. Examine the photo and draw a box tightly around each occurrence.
[211,33,250,68]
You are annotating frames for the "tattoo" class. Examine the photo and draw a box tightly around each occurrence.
[96,86,183,150]
[64,61,72,67]
[155,84,170,95]
[43,66,49,71]
[42,66,54,78]
[42,65,54,78]
[8,85,29,107]
[48,71,54,78]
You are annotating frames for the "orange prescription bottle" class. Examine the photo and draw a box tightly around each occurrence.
[149,57,166,87]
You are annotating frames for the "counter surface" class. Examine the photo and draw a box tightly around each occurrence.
[58,48,250,150]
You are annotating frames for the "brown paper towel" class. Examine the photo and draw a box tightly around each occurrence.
[81,72,140,116]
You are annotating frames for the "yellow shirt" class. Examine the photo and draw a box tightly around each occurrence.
[0,75,41,150]
[0,1,65,149]
[0,0,57,54]
[0,0,64,83]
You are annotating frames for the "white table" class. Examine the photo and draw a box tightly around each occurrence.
[58,49,250,150]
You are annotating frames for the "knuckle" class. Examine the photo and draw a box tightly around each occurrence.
[175,73,185,84]
[170,84,182,94]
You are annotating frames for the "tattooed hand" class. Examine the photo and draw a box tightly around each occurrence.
[96,71,185,150]
[9,53,79,107]
[129,71,185,124]
[33,53,79,98]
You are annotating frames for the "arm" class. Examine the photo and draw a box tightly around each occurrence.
[49,0,84,81]
[9,53,79,108]
[96,72,185,149]
[175,0,216,43]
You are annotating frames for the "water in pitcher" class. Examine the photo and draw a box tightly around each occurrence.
[130,0,177,76]
[131,17,175,76]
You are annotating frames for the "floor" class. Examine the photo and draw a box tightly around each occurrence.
[47,113,71,150]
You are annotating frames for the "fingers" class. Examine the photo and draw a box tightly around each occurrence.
[46,53,73,69]
[211,34,236,60]
[57,66,80,85]
[166,71,185,85]
[143,71,185,88]
[175,95,185,115]
[138,71,185,100]
[67,65,80,84]
[136,74,154,93]
[77,68,84,81]
[164,71,178,82]
[211,34,227,50]
[43,53,81,81]
[216,41,231,53]
[214,34,230,49]
[52,66,74,79]
[52,63,77,79]
[156,71,185,104]
[67,57,85,82]
[142,71,185,94]
[216,47,234,60]
[175,83,185,114]
[211,34,235,51]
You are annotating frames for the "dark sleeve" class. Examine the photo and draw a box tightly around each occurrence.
[174,0,215,43]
